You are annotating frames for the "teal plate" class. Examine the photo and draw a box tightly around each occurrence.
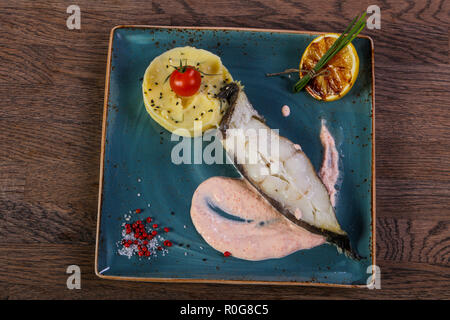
[96,26,375,287]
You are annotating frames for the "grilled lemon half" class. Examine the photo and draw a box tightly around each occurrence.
[300,33,359,101]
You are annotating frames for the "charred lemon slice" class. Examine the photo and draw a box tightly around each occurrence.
[300,33,359,101]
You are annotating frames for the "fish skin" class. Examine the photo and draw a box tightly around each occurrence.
[218,82,361,260]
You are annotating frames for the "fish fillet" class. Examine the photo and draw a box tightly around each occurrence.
[218,82,359,259]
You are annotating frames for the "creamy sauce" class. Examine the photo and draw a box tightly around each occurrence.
[318,121,339,206]
[191,177,325,261]
[281,105,290,117]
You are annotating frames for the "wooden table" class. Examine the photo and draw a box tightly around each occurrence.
[1,0,448,299]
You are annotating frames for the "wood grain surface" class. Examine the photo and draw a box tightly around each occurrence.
[0,0,449,299]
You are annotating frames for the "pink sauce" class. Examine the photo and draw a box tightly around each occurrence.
[318,121,339,206]
[281,105,290,117]
[190,177,325,261]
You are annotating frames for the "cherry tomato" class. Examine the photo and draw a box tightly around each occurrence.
[169,66,202,97]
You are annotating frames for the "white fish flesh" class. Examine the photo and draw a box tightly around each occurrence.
[218,82,359,259]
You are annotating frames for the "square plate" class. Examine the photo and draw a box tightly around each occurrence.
[96,26,375,287]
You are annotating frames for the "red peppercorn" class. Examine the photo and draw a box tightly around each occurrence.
[163,227,170,232]
[163,240,172,247]
[127,240,133,245]
[126,229,131,234]
[143,240,148,245]
[145,251,150,256]
[157,246,162,251]
[146,217,152,223]
[152,224,158,229]
[151,230,157,236]
[138,251,144,257]
[223,251,231,257]
[142,232,147,238]
[142,246,147,252]
[147,235,153,240]
[134,233,140,239]
[137,220,142,225]
[134,240,138,245]
[124,242,130,248]
[135,208,141,213]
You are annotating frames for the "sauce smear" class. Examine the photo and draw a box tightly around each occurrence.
[191,177,325,261]
[318,121,339,206]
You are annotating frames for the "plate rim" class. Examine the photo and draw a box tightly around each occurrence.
[95,25,376,288]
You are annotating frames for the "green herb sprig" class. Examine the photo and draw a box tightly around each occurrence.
[293,12,366,93]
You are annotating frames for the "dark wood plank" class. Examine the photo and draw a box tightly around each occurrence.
[0,0,449,299]
[1,244,449,299]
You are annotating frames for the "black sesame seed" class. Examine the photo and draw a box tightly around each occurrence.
[155,82,158,85]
